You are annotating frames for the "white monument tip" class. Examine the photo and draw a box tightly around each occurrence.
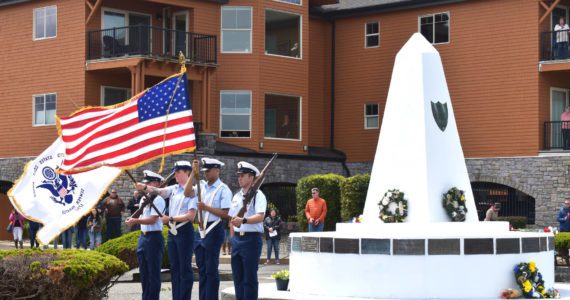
[362,33,478,223]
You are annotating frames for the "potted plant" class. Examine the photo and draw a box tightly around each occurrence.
[272,269,289,291]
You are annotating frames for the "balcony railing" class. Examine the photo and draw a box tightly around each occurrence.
[540,29,570,61]
[87,25,217,65]
[543,121,570,150]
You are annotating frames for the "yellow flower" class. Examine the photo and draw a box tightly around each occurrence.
[522,280,532,293]
[529,261,536,273]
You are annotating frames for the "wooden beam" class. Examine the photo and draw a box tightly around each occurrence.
[86,58,144,71]
[540,0,561,25]
[539,61,570,72]
[85,0,94,10]
[85,0,103,25]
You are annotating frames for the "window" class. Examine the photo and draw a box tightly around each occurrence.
[221,7,252,53]
[364,103,379,129]
[265,94,300,139]
[220,91,251,137]
[275,0,301,5]
[265,10,301,58]
[419,12,449,44]
[101,86,132,106]
[33,93,56,126]
[365,22,379,48]
[34,6,57,40]
[101,9,152,57]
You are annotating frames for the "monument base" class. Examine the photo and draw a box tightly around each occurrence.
[289,222,554,299]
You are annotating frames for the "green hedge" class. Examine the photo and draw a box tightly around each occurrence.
[0,249,127,299]
[555,232,570,256]
[340,174,370,221]
[296,174,345,231]
[497,216,527,229]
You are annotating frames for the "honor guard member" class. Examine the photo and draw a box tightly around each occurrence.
[137,161,197,300]
[126,170,165,300]
[186,158,232,300]
[228,161,267,300]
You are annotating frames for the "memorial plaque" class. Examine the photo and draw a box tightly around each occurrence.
[522,237,540,253]
[539,237,547,252]
[548,236,554,251]
[393,239,425,255]
[320,237,333,253]
[428,239,460,255]
[335,238,360,254]
[496,238,520,254]
[302,237,319,252]
[361,239,390,255]
[464,238,493,255]
[292,237,302,252]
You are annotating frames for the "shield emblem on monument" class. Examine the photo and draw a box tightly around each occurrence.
[430,101,448,132]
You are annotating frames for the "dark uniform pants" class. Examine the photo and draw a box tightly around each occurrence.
[168,224,195,300]
[230,233,262,300]
[137,232,164,300]
[195,222,225,300]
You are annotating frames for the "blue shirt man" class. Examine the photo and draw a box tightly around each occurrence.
[558,199,570,232]
[125,170,165,300]
[228,161,267,300]
[193,157,233,300]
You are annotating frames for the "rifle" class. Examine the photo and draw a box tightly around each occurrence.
[125,170,174,227]
[235,153,278,223]
[193,151,204,231]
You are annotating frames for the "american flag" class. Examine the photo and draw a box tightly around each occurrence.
[58,73,195,174]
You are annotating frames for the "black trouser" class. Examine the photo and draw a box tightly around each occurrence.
[563,128,570,150]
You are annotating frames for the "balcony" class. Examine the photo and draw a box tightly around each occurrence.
[543,121,570,150]
[540,29,570,71]
[87,25,217,65]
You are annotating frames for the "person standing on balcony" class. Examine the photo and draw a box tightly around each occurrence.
[305,188,327,232]
[561,107,570,150]
[555,16,569,59]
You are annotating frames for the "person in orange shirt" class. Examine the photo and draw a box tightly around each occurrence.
[305,188,327,232]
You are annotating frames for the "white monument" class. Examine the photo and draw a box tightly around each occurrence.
[288,33,554,299]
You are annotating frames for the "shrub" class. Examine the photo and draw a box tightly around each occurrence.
[555,232,570,256]
[272,269,290,280]
[0,248,128,299]
[96,227,169,269]
[296,174,345,231]
[497,216,527,229]
[340,174,370,221]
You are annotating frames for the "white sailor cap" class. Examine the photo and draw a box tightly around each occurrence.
[172,160,192,172]
[201,157,225,171]
[142,170,164,183]
[236,161,260,177]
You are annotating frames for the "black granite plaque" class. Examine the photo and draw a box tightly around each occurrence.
[428,239,460,255]
[320,237,333,253]
[361,239,390,255]
[548,236,554,251]
[393,239,425,255]
[539,237,547,252]
[464,238,494,255]
[292,237,302,252]
[302,237,319,252]
[522,237,540,253]
[496,238,520,254]
[335,238,360,254]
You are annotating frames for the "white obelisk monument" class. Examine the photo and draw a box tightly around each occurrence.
[362,32,478,223]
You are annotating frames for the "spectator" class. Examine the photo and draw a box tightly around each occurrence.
[562,107,570,150]
[8,209,25,249]
[75,214,89,249]
[555,16,570,59]
[264,208,282,265]
[28,220,40,248]
[127,190,142,232]
[103,188,125,241]
[222,220,232,255]
[62,227,74,249]
[305,187,327,232]
[485,202,501,221]
[558,199,570,232]
[87,208,103,250]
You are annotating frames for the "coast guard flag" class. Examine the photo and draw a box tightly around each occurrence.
[8,138,121,244]
[57,73,195,174]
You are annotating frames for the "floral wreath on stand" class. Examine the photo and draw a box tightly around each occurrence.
[442,187,468,222]
[378,189,407,223]
[513,261,559,298]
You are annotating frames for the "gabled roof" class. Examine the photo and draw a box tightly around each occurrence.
[311,0,467,18]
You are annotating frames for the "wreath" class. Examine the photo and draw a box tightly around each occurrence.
[513,261,559,298]
[378,189,407,223]
[442,187,468,222]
